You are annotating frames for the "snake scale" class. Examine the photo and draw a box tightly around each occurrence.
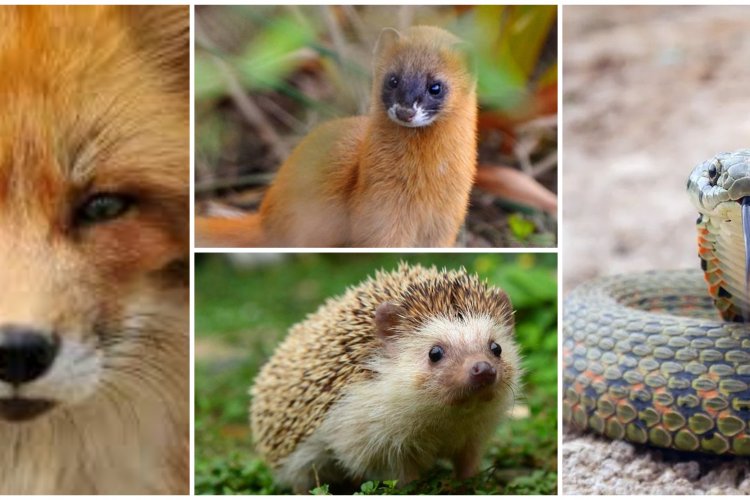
[563,150,750,455]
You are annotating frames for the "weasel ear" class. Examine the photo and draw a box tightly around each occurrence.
[375,301,402,341]
[373,27,401,57]
[120,6,189,92]
[451,39,477,77]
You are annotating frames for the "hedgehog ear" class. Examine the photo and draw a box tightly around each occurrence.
[373,27,401,58]
[375,301,402,341]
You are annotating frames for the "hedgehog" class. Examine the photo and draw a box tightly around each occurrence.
[250,263,522,493]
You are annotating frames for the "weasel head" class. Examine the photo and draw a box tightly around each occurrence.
[373,26,474,129]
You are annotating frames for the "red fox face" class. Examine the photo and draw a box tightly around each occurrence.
[0,6,188,421]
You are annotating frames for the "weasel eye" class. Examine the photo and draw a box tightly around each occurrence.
[388,76,399,89]
[428,346,444,363]
[489,341,502,357]
[76,193,133,225]
[708,163,718,184]
[428,82,442,96]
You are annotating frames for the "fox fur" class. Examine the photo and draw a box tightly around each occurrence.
[196,26,477,248]
[0,6,189,494]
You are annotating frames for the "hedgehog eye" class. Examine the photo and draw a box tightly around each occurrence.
[708,163,719,184]
[428,82,442,96]
[428,345,444,363]
[388,75,399,89]
[489,341,502,357]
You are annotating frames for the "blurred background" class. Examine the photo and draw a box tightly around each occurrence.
[564,5,750,289]
[195,253,557,494]
[195,5,557,247]
[563,6,750,494]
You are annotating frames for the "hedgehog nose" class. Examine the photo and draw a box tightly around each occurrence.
[0,325,59,385]
[469,361,497,387]
[395,106,416,122]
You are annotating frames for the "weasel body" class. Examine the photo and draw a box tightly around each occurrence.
[197,26,477,248]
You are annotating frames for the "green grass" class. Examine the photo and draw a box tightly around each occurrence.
[195,254,557,495]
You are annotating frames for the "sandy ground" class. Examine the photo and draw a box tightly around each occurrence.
[563,5,750,494]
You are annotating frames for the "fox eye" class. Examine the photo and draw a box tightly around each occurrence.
[387,75,399,89]
[76,193,133,225]
[428,82,442,96]
[428,345,444,363]
[489,341,502,357]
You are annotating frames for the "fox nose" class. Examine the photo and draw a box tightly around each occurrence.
[0,326,59,385]
[469,361,497,388]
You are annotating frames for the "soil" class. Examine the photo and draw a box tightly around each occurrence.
[563,5,750,494]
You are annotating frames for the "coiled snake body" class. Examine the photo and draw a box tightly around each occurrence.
[563,150,750,455]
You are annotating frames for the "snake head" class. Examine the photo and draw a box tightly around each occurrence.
[688,149,750,319]
[687,150,750,214]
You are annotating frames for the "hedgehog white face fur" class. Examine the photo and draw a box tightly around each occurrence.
[374,303,519,407]
[250,264,523,493]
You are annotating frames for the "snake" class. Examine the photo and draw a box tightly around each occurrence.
[563,149,750,455]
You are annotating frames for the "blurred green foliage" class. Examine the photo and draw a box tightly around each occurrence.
[195,254,557,494]
[196,6,556,107]
[508,214,537,242]
[196,12,319,100]
[457,5,557,110]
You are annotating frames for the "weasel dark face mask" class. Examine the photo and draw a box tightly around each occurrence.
[380,71,447,128]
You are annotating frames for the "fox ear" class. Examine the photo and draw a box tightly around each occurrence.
[373,27,400,57]
[121,6,189,92]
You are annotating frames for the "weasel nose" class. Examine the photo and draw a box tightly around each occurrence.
[0,325,59,385]
[395,106,416,122]
[469,361,497,387]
